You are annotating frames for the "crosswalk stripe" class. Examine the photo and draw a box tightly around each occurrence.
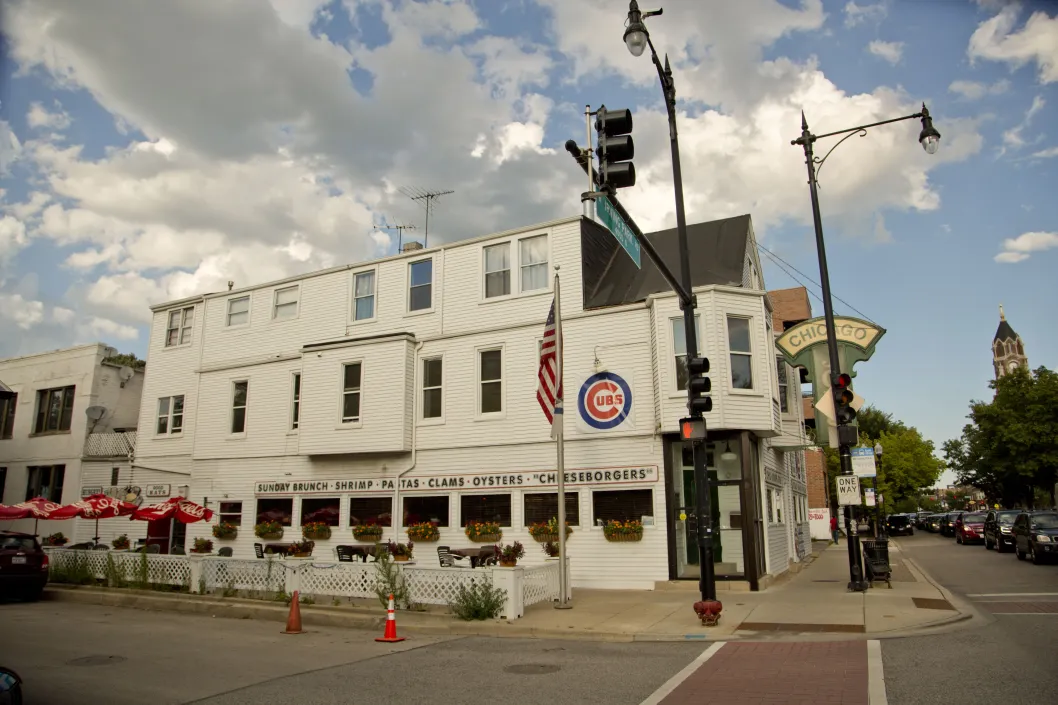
[638,642,726,705]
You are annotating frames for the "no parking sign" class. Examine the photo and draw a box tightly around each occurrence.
[576,371,636,433]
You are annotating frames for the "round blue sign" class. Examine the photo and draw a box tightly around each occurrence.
[577,372,633,430]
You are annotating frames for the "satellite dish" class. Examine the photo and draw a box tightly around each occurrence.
[118,366,135,387]
[85,406,107,421]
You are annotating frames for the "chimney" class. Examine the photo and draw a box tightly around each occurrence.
[402,241,424,253]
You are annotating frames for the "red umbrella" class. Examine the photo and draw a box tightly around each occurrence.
[0,497,67,536]
[131,497,214,523]
[52,494,139,544]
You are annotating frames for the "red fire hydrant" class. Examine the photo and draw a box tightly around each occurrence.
[693,599,723,627]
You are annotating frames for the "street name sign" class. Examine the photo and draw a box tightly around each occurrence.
[850,446,876,478]
[595,195,642,268]
[836,475,861,506]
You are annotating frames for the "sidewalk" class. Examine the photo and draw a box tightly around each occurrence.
[43,538,975,643]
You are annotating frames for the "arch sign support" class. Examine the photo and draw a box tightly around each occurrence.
[775,316,886,448]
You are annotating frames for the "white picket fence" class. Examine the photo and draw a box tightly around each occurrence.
[43,549,568,620]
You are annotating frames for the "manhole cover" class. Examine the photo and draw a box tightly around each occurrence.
[66,655,127,667]
[504,664,561,675]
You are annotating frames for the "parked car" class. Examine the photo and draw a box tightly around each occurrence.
[925,514,942,533]
[0,531,49,600]
[1012,511,1058,564]
[956,512,986,545]
[984,509,1019,552]
[886,514,914,536]
[939,512,956,536]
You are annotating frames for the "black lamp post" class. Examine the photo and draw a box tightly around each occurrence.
[792,105,940,591]
[874,442,884,538]
[623,1,719,619]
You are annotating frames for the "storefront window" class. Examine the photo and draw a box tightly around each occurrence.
[301,497,340,526]
[592,489,653,525]
[524,492,580,526]
[461,494,512,527]
[349,497,392,527]
[256,498,293,526]
[403,495,449,527]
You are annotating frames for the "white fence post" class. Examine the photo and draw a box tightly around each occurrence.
[564,557,573,601]
[285,557,310,596]
[189,555,204,594]
[491,565,524,621]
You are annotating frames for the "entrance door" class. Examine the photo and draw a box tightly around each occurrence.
[673,444,730,579]
[146,519,172,554]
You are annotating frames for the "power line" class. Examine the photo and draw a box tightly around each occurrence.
[757,242,876,324]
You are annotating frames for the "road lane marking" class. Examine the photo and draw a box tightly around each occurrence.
[638,642,725,705]
[967,593,1058,598]
[868,640,888,705]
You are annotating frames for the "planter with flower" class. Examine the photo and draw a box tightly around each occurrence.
[112,534,131,550]
[495,541,525,567]
[541,541,560,558]
[603,519,644,542]
[352,523,384,542]
[43,532,68,547]
[386,540,414,562]
[290,538,315,558]
[528,517,572,543]
[254,521,284,540]
[406,522,439,542]
[302,521,332,541]
[212,522,238,540]
[191,537,213,554]
[464,521,502,543]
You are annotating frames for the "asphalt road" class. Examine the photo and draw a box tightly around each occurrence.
[881,530,1058,705]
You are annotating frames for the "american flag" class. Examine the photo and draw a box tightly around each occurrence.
[536,277,562,437]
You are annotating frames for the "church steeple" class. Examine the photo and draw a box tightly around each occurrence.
[993,304,1028,379]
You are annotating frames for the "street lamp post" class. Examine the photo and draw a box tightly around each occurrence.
[623,1,719,616]
[874,442,884,538]
[791,105,940,591]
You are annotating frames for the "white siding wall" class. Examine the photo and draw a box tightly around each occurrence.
[763,443,790,576]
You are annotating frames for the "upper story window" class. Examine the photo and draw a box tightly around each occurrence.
[479,349,503,415]
[25,465,64,503]
[273,286,299,320]
[156,395,184,435]
[520,235,548,292]
[353,270,376,321]
[1,393,16,439]
[165,306,194,347]
[342,363,362,423]
[226,296,250,327]
[484,243,511,298]
[727,316,754,390]
[34,386,75,434]
[408,259,433,312]
[670,316,701,392]
[291,373,301,430]
[776,356,789,413]
[422,358,443,420]
[231,381,248,434]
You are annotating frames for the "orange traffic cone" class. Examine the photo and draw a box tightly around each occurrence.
[375,593,405,643]
[282,590,304,635]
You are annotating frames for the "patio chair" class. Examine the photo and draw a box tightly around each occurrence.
[217,547,233,557]
[436,546,467,568]
[336,545,357,562]
[171,546,186,555]
[145,544,160,554]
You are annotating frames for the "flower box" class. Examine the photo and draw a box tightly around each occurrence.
[212,523,238,540]
[528,518,572,543]
[352,525,384,542]
[602,519,644,542]
[464,521,502,543]
[406,523,439,542]
[605,533,643,542]
[254,521,284,540]
[302,522,332,540]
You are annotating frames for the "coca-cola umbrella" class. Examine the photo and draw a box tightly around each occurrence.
[131,497,214,523]
[0,497,67,536]
[52,494,139,544]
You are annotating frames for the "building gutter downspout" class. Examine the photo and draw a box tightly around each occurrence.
[392,340,425,541]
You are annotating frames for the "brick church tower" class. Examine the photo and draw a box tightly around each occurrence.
[993,305,1028,380]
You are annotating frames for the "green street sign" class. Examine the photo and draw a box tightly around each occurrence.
[595,195,641,269]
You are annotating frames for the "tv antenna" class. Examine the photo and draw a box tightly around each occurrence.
[399,186,454,247]
[373,220,417,253]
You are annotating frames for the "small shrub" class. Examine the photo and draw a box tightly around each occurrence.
[449,578,506,621]
[192,537,213,553]
[373,551,413,610]
[112,534,130,550]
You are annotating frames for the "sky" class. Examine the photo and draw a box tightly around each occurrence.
[0,0,1055,486]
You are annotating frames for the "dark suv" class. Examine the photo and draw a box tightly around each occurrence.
[1013,511,1058,564]
[984,509,1019,552]
[0,531,49,600]
[886,514,914,536]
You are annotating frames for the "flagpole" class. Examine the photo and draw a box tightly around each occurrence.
[554,267,571,609]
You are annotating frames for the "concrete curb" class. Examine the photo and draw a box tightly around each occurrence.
[888,544,985,635]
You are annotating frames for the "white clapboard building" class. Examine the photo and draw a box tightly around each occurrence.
[137,213,810,590]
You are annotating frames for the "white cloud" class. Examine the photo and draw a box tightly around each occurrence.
[1029,146,1058,159]
[994,231,1058,263]
[969,6,1058,84]
[0,293,44,330]
[27,102,72,130]
[844,2,887,28]
[0,120,22,176]
[1001,95,1045,151]
[868,40,903,64]
[0,215,28,264]
[948,78,1010,100]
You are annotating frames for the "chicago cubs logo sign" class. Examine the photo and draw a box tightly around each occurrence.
[577,372,634,431]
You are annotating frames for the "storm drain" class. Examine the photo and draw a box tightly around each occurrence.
[66,655,127,667]
[504,664,561,675]
[912,597,955,611]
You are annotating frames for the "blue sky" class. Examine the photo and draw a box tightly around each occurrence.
[1,0,1056,485]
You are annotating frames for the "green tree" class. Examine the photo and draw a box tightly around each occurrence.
[103,352,146,370]
[855,406,906,443]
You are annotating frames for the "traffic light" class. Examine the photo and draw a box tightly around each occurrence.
[595,106,636,190]
[686,356,712,416]
[833,372,856,425]
[679,417,706,442]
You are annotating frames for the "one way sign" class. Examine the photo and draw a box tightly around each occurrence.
[836,475,861,506]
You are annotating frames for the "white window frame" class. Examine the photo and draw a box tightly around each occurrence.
[726,315,756,394]
[518,234,549,293]
[351,267,377,323]
[420,355,445,424]
[272,285,300,321]
[668,315,702,397]
[589,487,656,532]
[339,361,363,427]
[476,345,505,419]
[482,242,511,300]
[776,355,789,414]
[226,295,251,328]
[407,257,434,314]
[155,395,184,436]
[230,380,248,436]
[290,372,301,432]
[164,306,194,348]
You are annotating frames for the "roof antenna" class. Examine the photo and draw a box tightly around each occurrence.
[374,219,417,254]
[399,185,454,247]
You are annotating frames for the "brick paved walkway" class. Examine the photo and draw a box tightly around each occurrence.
[655,641,869,705]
